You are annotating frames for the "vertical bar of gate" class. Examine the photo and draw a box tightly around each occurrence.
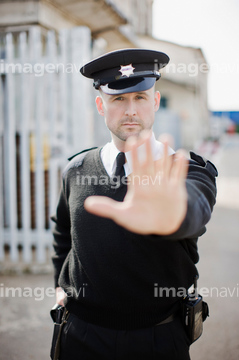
[5,33,18,261]
[71,27,92,154]
[46,30,59,236]
[19,31,32,263]
[30,27,45,263]
[58,29,68,160]
[0,70,4,261]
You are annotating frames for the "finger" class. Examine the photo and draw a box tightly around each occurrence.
[158,133,175,150]
[171,150,188,183]
[125,136,139,174]
[161,140,173,180]
[143,131,154,175]
[56,287,67,306]
[126,130,154,178]
[132,130,154,176]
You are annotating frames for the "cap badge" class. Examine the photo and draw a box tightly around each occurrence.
[119,64,135,77]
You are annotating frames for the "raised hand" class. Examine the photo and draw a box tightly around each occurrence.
[84,132,188,235]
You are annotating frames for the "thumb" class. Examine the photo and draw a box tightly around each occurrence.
[84,196,120,219]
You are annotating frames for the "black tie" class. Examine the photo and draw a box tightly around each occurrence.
[113,152,125,179]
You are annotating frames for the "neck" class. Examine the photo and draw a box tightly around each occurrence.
[111,137,126,152]
[112,130,153,152]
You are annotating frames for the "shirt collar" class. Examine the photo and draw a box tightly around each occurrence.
[101,133,175,177]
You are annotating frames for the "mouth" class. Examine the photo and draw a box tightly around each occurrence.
[122,123,140,126]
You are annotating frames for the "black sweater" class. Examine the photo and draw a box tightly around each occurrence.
[51,148,217,330]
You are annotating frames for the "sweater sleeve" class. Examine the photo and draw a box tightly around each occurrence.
[51,177,71,288]
[147,152,218,241]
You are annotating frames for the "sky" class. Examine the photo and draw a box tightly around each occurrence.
[152,0,239,111]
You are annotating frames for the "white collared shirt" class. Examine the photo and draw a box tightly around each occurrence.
[100,133,175,177]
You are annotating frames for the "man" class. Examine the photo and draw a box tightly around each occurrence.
[50,49,217,360]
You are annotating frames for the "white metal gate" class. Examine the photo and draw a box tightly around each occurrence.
[0,25,93,264]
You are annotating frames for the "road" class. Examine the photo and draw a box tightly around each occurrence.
[0,134,239,360]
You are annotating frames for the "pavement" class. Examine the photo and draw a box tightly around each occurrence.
[0,134,239,360]
[0,273,54,360]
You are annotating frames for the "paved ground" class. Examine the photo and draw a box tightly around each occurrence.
[0,134,239,360]
[0,273,54,360]
[190,206,239,360]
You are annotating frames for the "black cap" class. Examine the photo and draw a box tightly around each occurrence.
[80,48,169,95]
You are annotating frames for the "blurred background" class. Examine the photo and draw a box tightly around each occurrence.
[0,0,238,359]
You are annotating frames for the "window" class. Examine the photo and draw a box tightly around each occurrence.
[160,96,168,109]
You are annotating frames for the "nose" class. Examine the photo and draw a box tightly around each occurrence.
[125,99,137,117]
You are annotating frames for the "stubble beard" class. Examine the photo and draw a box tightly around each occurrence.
[111,126,143,143]
[110,118,145,142]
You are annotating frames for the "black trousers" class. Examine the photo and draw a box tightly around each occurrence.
[58,313,191,360]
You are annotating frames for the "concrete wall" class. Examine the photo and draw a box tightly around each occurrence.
[0,0,78,30]
[157,78,209,149]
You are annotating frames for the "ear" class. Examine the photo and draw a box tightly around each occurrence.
[154,91,161,112]
[95,96,104,116]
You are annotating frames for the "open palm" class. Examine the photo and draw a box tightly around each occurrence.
[84,133,188,235]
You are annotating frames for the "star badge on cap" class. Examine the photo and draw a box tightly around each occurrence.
[119,64,135,77]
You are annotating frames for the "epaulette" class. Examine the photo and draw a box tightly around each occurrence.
[190,151,218,177]
[68,147,98,161]
[62,147,98,177]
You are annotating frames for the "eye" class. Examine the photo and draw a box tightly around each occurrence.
[136,95,144,100]
[114,96,124,101]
